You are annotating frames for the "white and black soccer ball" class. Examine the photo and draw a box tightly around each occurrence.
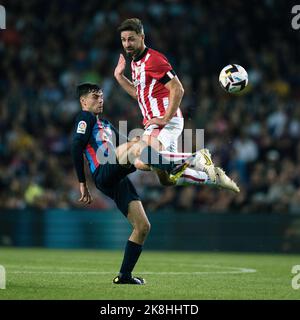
[219,64,248,93]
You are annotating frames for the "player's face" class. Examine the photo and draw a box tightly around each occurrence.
[83,91,104,115]
[121,31,144,58]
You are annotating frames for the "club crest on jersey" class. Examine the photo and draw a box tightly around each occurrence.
[77,121,87,134]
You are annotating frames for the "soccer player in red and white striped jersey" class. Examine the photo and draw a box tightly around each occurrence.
[114,18,240,192]
[114,18,184,153]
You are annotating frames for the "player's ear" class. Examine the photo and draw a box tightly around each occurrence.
[80,96,85,107]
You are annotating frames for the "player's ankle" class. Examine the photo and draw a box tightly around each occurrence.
[119,272,132,280]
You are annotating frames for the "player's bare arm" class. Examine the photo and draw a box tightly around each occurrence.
[163,77,184,121]
[114,53,137,100]
[144,77,184,129]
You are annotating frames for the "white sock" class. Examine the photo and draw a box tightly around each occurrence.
[159,150,204,171]
[176,168,214,186]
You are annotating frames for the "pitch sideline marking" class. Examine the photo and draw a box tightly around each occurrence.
[8,265,257,275]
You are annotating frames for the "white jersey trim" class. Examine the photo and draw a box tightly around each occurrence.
[138,61,149,119]
[148,78,160,117]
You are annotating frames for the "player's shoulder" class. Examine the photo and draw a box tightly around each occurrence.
[147,47,169,62]
[75,110,96,124]
[73,111,97,135]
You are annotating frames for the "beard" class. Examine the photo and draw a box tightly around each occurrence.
[126,47,142,58]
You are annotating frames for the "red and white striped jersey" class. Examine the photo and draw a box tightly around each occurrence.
[131,47,183,125]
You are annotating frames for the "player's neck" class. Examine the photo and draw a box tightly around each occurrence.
[81,107,100,116]
[133,45,147,61]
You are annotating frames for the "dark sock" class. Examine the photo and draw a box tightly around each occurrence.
[119,240,143,279]
[140,146,178,172]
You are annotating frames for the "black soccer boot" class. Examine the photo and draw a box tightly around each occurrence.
[113,275,146,285]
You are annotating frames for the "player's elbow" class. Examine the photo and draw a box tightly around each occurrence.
[177,84,184,97]
[71,140,84,158]
[129,90,138,100]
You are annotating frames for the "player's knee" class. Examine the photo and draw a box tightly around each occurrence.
[137,221,151,238]
[115,143,132,164]
[128,141,149,166]
[130,136,141,143]
[115,146,122,161]
[128,142,141,158]
[144,221,151,234]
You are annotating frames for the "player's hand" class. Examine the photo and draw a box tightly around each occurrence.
[78,182,93,205]
[114,53,126,78]
[144,117,168,129]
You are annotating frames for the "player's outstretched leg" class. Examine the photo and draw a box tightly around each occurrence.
[168,148,216,183]
[158,148,216,183]
[174,167,240,193]
[139,145,217,184]
[116,141,239,191]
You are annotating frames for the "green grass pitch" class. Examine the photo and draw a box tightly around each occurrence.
[0,247,299,300]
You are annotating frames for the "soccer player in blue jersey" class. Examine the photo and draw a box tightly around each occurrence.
[71,83,150,285]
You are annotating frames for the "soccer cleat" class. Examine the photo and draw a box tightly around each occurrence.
[169,162,190,183]
[169,148,216,183]
[215,167,240,193]
[113,275,146,285]
[189,148,216,183]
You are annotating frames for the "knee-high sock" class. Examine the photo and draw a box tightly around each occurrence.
[159,151,192,162]
[176,168,215,186]
[119,240,143,279]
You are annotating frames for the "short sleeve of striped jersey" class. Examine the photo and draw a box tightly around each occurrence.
[147,53,176,84]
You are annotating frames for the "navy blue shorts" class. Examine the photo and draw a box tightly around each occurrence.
[93,163,140,216]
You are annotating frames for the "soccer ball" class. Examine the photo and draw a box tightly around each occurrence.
[219,64,248,93]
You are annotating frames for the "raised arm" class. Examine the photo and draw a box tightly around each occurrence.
[114,54,137,100]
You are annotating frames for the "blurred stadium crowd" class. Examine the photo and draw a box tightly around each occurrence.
[0,0,299,214]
